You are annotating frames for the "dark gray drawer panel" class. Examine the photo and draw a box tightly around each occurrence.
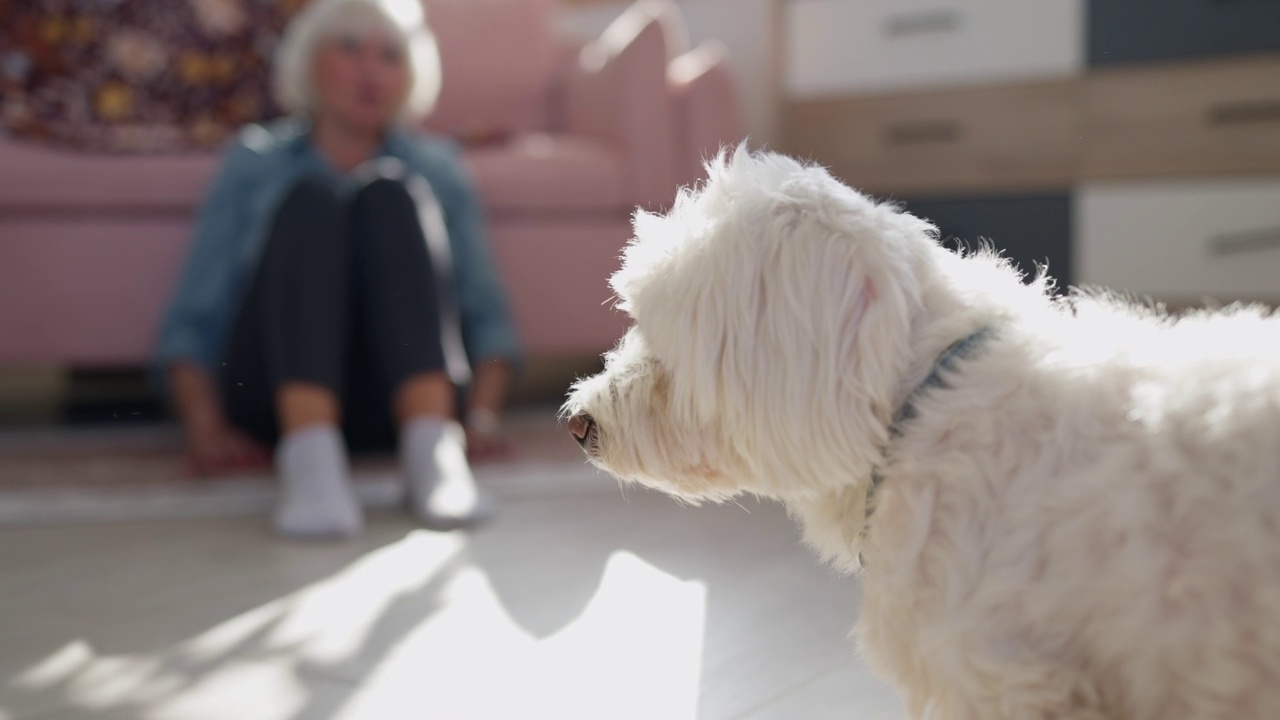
[1089,0,1280,66]
[899,194,1074,289]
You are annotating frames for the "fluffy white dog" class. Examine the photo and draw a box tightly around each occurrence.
[563,148,1280,719]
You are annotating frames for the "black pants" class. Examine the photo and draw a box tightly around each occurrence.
[221,161,470,452]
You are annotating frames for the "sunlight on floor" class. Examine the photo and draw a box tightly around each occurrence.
[7,532,707,720]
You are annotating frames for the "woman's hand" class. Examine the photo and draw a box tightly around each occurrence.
[465,406,512,463]
[170,362,270,477]
[465,360,514,463]
[187,419,271,477]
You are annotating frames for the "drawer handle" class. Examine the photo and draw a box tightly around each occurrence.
[885,120,962,146]
[884,8,961,37]
[1207,100,1280,127]
[1209,228,1280,257]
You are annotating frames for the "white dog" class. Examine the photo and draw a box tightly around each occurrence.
[563,148,1280,719]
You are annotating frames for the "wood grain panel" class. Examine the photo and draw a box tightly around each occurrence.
[1083,53,1280,179]
[783,80,1082,196]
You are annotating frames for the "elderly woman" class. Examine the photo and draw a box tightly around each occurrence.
[156,0,520,538]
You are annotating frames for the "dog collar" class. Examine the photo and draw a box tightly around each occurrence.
[863,325,998,533]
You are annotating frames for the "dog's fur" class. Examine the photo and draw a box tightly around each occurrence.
[563,148,1280,719]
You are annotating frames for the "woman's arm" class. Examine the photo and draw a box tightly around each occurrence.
[411,140,524,393]
[409,140,523,457]
[464,358,513,461]
[156,136,268,473]
[169,361,225,435]
[468,358,511,416]
[155,141,258,373]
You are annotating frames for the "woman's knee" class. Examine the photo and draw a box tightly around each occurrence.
[265,175,348,264]
[349,175,440,268]
[352,157,442,218]
[278,174,343,217]
[352,175,419,220]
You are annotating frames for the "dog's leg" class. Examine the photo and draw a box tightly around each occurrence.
[891,653,1112,720]
[863,623,1112,720]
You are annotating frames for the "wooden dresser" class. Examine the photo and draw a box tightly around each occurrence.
[781,0,1280,305]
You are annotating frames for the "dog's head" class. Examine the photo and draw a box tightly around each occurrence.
[563,148,937,502]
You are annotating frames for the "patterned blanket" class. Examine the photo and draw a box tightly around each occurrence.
[1,0,311,152]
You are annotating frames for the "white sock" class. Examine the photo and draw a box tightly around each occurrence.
[401,417,493,529]
[274,425,362,538]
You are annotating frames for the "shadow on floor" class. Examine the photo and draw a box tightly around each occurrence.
[0,479,868,720]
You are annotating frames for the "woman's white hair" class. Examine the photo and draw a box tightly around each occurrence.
[273,0,442,123]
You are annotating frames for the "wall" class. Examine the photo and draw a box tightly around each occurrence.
[557,0,778,145]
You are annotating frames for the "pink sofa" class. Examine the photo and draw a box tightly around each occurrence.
[0,0,742,368]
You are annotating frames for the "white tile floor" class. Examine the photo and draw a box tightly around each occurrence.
[0,461,903,720]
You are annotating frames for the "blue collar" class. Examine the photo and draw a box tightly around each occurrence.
[866,326,997,517]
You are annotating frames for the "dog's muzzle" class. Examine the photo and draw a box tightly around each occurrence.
[567,413,597,451]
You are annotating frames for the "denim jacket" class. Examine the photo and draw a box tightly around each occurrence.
[153,119,521,388]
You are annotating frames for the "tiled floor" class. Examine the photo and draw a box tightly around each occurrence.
[0,424,903,720]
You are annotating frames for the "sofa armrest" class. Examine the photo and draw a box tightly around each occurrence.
[668,41,746,189]
[561,0,685,210]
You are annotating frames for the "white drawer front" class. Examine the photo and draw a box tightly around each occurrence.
[786,0,1083,99]
[1077,179,1280,303]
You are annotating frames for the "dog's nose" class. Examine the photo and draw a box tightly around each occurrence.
[567,413,595,446]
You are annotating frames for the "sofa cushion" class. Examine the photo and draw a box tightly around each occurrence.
[422,0,558,140]
[0,219,189,365]
[0,129,626,213]
[0,137,217,210]
[669,41,745,188]
[487,220,632,356]
[563,0,683,210]
[466,133,626,214]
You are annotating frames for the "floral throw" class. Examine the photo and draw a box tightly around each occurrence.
[0,0,312,153]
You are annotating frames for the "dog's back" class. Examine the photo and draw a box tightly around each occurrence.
[863,300,1280,719]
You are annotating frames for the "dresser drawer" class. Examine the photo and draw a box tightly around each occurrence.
[1076,179,1280,304]
[785,80,1081,196]
[786,0,1083,98]
[902,194,1073,288]
[1088,0,1280,67]
[1083,53,1280,180]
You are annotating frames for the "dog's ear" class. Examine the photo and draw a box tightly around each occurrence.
[609,148,785,424]
[609,205,727,426]
[612,149,928,489]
